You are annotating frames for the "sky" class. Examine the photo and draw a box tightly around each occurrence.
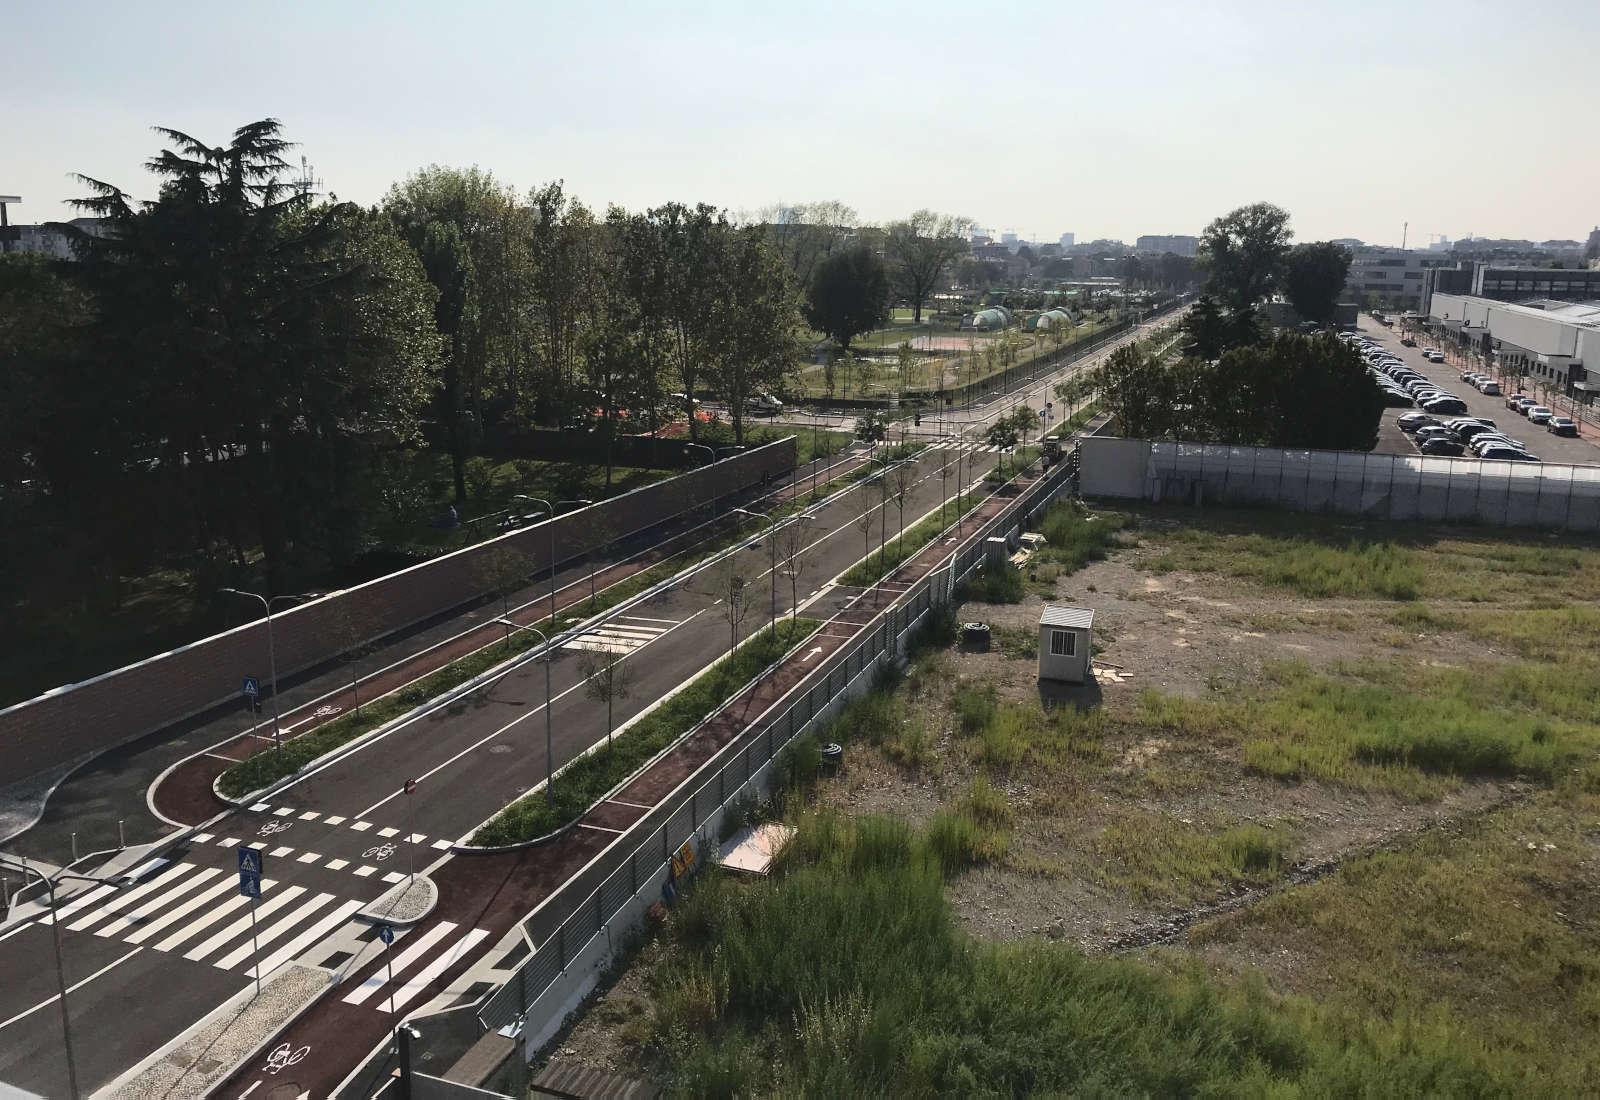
[6,0,1598,249]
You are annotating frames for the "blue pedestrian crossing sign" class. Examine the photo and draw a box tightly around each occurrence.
[242,677,260,699]
[238,846,264,899]
[378,924,394,945]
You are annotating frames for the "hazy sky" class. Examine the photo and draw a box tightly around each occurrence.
[7,0,1597,248]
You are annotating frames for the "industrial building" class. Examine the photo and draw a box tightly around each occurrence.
[1427,293,1600,404]
[1422,263,1600,314]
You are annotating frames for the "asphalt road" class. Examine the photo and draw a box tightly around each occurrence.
[0,441,1001,1096]
[0,309,1168,1096]
[1360,321,1600,465]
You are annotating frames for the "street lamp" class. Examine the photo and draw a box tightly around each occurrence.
[220,589,321,752]
[513,497,593,626]
[685,443,717,520]
[496,619,556,807]
[733,507,782,640]
[0,858,123,1100]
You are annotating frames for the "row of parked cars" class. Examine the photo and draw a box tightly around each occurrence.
[1397,412,1540,460]
[1344,334,1472,416]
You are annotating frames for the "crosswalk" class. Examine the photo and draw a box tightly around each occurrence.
[39,859,490,1003]
[40,860,357,979]
[564,613,678,654]
[191,824,450,884]
[935,441,1013,454]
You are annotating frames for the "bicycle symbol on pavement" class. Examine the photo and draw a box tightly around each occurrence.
[264,1041,309,1074]
[364,843,397,862]
[258,819,294,837]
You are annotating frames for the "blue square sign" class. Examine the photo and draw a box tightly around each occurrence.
[242,677,260,699]
[238,847,264,898]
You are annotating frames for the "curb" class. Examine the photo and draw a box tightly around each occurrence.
[357,874,439,927]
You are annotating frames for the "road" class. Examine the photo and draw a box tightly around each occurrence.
[0,310,1164,1097]
[0,439,1003,1097]
[1361,320,1600,465]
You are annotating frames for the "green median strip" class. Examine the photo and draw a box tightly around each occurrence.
[471,617,821,846]
[839,494,978,588]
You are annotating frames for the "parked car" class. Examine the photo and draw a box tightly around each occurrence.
[1421,396,1469,415]
[1380,388,1414,407]
[1478,445,1540,462]
[1470,434,1528,454]
[1419,437,1466,456]
[1547,416,1579,437]
[1414,425,1461,443]
[1453,422,1500,441]
[1401,337,1417,347]
[1512,396,1539,416]
[1422,347,1438,357]
[1397,413,1441,433]
[1506,393,1530,411]
[1428,351,1446,363]
[1460,370,1480,383]
[1478,380,1502,396]
[1526,406,1554,425]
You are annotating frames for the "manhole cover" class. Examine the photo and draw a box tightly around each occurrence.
[266,1085,303,1100]
[488,744,513,755]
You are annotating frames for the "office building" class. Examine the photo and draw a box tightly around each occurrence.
[1058,232,1075,248]
[1427,293,1600,403]
[1134,234,1198,257]
[1422,263,1600,314]
[1344,246,1452,311]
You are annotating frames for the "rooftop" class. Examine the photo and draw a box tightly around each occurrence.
[1040,605,1095,630]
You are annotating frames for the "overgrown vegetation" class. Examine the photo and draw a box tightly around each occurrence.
[472,618,818,845]
[647,813,1511,1097]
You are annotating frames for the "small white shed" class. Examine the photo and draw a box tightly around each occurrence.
[1038,605,1094,683]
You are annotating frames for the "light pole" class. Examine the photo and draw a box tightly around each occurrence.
[496,619,556,807]
[685,443,717,521]
[221,589,320,752]
[513,497,592,627]
[734,507,782,640]
[0,858,123,1100]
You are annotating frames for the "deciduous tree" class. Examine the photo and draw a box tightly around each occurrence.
[885,210,973,322]
[1197,202,1292,313]
[1282,242,1353,327]
[804,245,890,356]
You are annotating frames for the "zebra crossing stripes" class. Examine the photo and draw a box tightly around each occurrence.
[342,922,457,1005]
[564,614,678,654]
[339,921,494,1016]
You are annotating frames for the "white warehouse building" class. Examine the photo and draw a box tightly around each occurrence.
[1428,293,1600,404]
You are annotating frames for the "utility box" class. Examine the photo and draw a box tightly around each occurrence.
[1038,605,1094,683]
[984,536,1010,567]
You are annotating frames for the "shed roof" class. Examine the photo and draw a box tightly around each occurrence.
[1040,605,1095,630]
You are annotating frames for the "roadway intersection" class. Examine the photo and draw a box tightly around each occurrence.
[0,312,1167,1097]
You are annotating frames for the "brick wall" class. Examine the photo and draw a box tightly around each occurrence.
[0,439,797,787]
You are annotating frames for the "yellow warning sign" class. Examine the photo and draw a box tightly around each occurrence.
[671,840,696,877]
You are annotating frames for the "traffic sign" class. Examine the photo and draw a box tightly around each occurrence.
[242,676,260,698]
[378,924,394,945]
[238,847,264,898]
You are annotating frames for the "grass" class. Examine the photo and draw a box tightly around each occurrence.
[647,812,1515,1097]
[1043,399,1100,438]
[1034,499,1133,572]
[838,494,969,587]
[1186,783,1600,1093]
[472,618,819,845]
[1147,529,1426,599]
[1094,812,1290,903]
[958,563,1024,603]
[1133,656,1600,801]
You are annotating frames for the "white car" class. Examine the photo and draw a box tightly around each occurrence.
[1428,351,1446,363]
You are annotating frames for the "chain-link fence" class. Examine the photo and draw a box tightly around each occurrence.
[474,450,1079,1048]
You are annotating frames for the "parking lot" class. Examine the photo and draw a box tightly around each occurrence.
[1359,321,1600,466]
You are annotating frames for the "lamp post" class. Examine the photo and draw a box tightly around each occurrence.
[495,619,556,807]
[733,507,783,640]
[513,497,593,627]
[220,589,320,752]
[685,443,717,521]
[0,859,123,1100]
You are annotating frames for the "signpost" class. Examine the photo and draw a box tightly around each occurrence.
[404,779,418,881]
[238,848,265,996]
[241,676,260,699]
[379,924,395,1014]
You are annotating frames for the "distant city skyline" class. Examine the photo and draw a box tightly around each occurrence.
[5,1,1597,249]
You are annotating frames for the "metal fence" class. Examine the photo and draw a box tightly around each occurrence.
[1139,441,1600,533]
[474,451,1079,1044]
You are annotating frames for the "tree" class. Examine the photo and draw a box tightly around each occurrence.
[712,226,804,445]
[651,202,726,442]
[756,200,858,288]
[856,408,889,445]
[985,417,1020,478]
[886,462,916,560]
[69,119,442,592]
[805,245,889,356]
[1197,202,1293,313]
[708,557,754,657]
[578,645,635,749]
[775,515,815,624]
[1282,242,1353,327]
[1091,345,1177,439]
[476,546,533,641]
[885,210,973,322]
[1010,404,1038,446]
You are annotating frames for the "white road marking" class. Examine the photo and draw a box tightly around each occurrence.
[68,863,199,932]
[381,872,405,884]
[0,946,142,1033]
[379,928,491,1015]
[182,885,304,961]
[217,837,241,848]
[245,899,365,980]
[324,815,347,825]
[96,867,224,938]
[124,875,239,945]
[340,921,458,1005]
[326,859,349,871]
[213,892,336,970]
[377,827,399,838]
[268,845,294,858]
[297,811,321,821]
[350,821,372,832]
[273,807,294,817]
[353,865,377,878]
[296,852,321,864]
[153,888,257,953]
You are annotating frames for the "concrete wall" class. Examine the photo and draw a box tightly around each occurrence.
[1079,436,1600,533]
[0,439,796,788]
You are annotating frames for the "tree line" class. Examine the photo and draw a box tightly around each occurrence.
[1091,202,1382,450]
[0,119,983,630]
